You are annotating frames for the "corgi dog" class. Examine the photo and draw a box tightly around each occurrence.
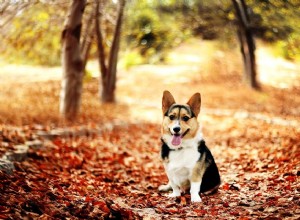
[159,91,221,202]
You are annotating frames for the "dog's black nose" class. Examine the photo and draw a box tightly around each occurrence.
[173,127,181,133]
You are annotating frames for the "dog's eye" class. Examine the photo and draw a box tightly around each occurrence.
[182,116,190,122]
[169,115,175,120]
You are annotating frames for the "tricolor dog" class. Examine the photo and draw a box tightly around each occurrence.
[159,91,221,202]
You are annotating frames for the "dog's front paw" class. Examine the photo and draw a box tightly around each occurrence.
[167,191,181,198]
[158,184,172,192]
[191,194,202,203]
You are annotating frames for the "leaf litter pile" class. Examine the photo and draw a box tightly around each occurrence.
[1,115,299,219]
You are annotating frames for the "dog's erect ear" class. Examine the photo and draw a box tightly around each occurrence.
[162,90,175,115]
[187,93,201,117]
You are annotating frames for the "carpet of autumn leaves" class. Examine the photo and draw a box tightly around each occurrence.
[1,44,300,219]
[1,118,299,219]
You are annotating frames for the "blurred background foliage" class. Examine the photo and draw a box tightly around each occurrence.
[1,2,67,66]
[0,0,299,66]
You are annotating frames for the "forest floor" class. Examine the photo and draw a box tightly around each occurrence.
[0,40,299,219]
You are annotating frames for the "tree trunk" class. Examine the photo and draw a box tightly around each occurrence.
[81,10,95,69]
[60,0,86,120]
[232,0,259,89]
[95,0,126,103]
[95,0,107,97]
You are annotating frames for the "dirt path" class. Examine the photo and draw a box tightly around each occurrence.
[1,40,299,88]
[257,47,300,89]
[1,40,300,125]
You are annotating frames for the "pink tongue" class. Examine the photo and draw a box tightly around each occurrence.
[172,135,182,146]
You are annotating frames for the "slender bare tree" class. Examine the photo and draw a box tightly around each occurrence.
[95,0,126,103]
[232,0,259,89]
[81,9,95,69]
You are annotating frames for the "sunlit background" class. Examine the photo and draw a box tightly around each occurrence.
[0,0,299,124]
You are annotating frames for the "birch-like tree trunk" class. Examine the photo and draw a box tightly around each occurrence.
[60,0,86,120]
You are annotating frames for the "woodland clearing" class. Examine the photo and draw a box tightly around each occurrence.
[0,40,299,219]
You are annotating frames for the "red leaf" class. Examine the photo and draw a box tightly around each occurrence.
[230,211,239,216]
[223,202,229,208]
[194,209,207,215]
[53,138,63,147]
[85,196,94,203]
[285,175,296,182]
[93,200,110,213]
[285,185,292,190]
[222,183,230,190]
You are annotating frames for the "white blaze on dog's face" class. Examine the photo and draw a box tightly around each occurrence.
[162,91,201,148]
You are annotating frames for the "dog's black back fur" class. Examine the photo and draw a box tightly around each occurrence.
[197,140,221,193]
[161,139,221,193]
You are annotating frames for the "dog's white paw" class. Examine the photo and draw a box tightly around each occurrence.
[167,191,181,198]
[158,184,172,192]
[191,194,202,203]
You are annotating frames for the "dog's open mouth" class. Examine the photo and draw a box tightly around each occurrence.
[171,134,182,146]
[171,129,190,146]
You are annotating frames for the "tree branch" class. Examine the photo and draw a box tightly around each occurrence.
[95,0,107,81]
[107,0,126,89]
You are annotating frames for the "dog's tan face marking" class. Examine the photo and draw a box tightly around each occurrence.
[162,91,201,144]
[162,106,199,139]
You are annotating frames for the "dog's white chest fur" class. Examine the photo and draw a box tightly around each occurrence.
[166,146,200,187]
[162,131,203,188]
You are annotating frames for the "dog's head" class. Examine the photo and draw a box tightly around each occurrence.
[162,90,201,148]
